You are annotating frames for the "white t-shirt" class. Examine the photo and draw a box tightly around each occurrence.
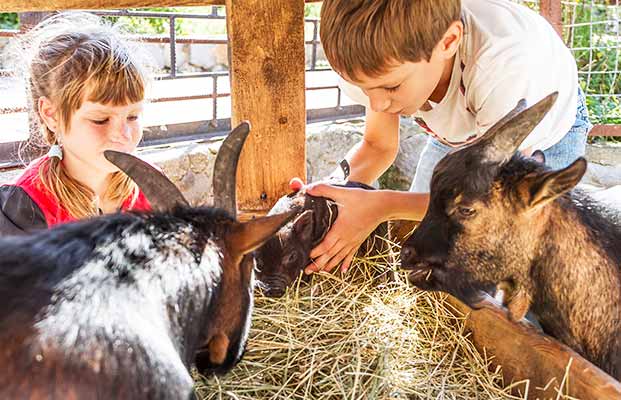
[339,0,579,151]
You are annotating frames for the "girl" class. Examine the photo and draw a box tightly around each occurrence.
[0,12,152,235]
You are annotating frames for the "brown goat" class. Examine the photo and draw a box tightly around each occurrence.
[401,93,621,379]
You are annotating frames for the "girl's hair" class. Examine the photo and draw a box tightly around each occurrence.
[10,12,152,219]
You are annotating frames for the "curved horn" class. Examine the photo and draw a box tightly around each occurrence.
[213,121,251,218]
[480,92,558,163]
[104,150,189,211]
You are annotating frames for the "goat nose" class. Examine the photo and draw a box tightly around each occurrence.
[207,333,230,365]
[400,246,415,263]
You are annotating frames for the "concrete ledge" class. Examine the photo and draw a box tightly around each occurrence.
[1,121,619,204]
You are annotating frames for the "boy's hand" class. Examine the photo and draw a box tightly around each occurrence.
[288,180,384,275]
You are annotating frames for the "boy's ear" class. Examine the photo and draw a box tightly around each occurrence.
[520,158,587,210]
[438,20,463,58]
[38,96,59,133]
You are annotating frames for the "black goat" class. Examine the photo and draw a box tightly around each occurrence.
[401,93,621,379]
[254,181,388,297]
[0,123,297,399]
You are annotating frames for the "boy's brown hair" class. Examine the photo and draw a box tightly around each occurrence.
[320,0,462,81]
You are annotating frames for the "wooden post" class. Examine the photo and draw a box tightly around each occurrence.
[540,0,563,38]
[225,0,306,219]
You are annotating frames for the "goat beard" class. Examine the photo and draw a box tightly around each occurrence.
[408,265,493,310]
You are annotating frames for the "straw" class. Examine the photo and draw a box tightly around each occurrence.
[194,236,575,400]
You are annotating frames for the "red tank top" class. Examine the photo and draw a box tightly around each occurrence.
[12,156,151,227]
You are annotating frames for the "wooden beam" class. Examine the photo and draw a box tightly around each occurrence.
[590,124,621,137]
[226,0,306,213]
[1,0,321,13]
[540,0,563,37]
[2,1,222,12]
[446,295,621,399]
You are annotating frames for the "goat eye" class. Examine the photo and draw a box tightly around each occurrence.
[284,252,299,264]
[457,206,476,218]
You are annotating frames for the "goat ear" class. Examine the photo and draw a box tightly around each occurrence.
[227,210,298,256]
[292,210,314,242]
[530,149,546,164]
[522,158,587,209]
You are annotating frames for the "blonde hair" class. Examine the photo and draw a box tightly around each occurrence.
[320,0,462,81]
[10,12,152,219]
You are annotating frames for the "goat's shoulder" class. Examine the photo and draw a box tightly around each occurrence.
[566,189,621,266]
[0,333,194,399]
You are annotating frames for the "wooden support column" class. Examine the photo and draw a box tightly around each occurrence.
[226,0,306,219]
[540,0,563,38]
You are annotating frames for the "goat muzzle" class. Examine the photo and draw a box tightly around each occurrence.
[206,333,230,365]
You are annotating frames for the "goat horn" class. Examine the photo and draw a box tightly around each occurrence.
[213,121,251,218]
[104,150,189,211]
[479,92,558,163]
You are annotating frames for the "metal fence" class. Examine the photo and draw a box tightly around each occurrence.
[0,8,363,168]
[0,2,618,167]
[515,0,620,137]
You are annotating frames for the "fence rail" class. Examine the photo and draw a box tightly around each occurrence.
[0,1,619,168]
[0,8,357,167]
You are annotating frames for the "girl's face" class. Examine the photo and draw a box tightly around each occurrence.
[63,100,144,175]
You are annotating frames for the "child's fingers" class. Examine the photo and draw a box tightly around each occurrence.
[309,232,339,259]
[322,246,353,274]
[305,239,345,274]
[306,183,342,200]
[340,249,357,273]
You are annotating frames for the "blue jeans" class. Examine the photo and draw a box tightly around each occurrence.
[409,88,592,193]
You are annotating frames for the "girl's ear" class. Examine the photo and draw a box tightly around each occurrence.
[38,96,59,134]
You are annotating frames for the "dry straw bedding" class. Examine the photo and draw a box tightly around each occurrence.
[194,239,573,400]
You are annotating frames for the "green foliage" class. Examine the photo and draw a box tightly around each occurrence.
[305,3,322,18]
[0,13,19,30]
[565,3,620,128]
[102,8,187,35]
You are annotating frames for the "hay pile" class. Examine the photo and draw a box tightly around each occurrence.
[194,240,524,399]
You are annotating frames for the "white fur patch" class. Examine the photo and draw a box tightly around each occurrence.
[197,240,223,288]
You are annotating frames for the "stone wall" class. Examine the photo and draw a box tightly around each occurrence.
[1,120,620,206]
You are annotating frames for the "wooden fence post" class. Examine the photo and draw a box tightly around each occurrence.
[540,0,563,37]
[225,0,306,219]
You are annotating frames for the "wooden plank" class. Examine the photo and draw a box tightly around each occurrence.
[1,0,321,12]
[2,0,223,12]
[590,124,621,137]
[540,0,563,37]
[226,0,306,213]
[446,295,621,399]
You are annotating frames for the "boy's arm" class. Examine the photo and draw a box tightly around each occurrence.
[331,108,400,183]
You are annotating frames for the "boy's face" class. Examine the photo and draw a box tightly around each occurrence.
[341,19,463,116]
[343,50,448,116]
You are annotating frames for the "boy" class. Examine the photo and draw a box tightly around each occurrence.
[296,0,592,275]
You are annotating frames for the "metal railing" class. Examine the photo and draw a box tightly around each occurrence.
[520,0,621,137]
[0,8,363,167]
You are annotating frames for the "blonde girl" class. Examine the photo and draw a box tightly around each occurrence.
[0,12,152,235]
